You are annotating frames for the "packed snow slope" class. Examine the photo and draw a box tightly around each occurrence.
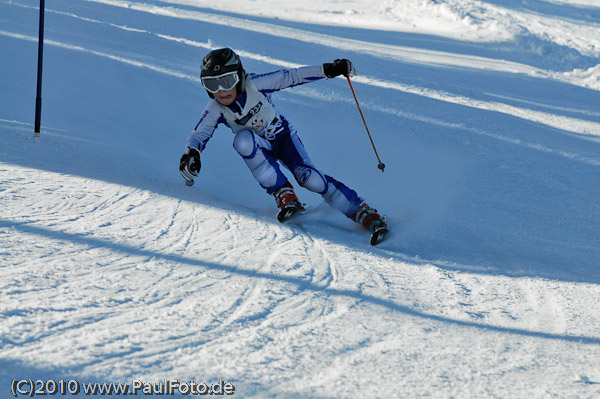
[1,0,600,398]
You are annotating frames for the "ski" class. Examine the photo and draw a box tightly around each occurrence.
[278,203,388,246]
[368,217,388,246]
[277,202,306,223]
[370,225,388,246]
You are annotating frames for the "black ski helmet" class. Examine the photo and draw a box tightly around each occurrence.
[200,47,246,97]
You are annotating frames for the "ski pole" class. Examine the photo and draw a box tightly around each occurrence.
[346,76,385,172]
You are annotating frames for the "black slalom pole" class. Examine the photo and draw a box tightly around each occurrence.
[34,0,45,137]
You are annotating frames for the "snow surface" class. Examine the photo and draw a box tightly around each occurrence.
[1,0,600,397]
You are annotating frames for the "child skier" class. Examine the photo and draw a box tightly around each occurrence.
[179,48,388,244]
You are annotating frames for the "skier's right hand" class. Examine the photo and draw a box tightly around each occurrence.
[179,147,201,183]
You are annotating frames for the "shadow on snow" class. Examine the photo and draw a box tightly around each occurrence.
[2,218,600,347]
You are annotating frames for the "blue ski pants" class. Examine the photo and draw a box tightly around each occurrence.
[233,129,362,218]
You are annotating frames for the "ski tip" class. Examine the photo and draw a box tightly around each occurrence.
[370,227,388,246]
[277,202,308,223]
[277,207,299,223]
[277,209,293,223]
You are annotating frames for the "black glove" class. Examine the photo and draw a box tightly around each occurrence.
[323,59,356,78]
[179,147,201,183]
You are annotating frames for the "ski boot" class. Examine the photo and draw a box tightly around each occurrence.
[352,201,388,245]
[274,182,304,223]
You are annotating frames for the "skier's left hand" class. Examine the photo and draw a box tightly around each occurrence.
[323,59,356,78]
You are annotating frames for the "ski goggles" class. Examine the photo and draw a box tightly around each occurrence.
[201,71,240,93]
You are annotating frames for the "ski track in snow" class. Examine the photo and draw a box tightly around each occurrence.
[2,0,600,397]
[2,162,600,397]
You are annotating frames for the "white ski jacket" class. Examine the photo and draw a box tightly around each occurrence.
[186,65,327,152]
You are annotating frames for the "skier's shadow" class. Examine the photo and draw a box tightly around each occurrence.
[3,218,599,347]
